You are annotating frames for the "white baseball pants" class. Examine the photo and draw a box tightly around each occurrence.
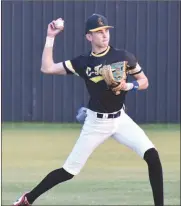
[63,108,155,175]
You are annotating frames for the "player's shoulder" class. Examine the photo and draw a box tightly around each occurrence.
[69,52,91,71]
[110,46,137,68]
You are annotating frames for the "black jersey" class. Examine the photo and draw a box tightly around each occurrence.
[63,46,142,113]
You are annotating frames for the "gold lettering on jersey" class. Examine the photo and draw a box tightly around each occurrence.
[86,64,103,76]
[86,67,92,76]
[94,64,102,75]
[90,76,104,83]
[86,64,103,83]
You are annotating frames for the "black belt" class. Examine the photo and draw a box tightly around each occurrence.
[97,111,121,119]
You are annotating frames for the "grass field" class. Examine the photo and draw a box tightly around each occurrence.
[2,123,180,205]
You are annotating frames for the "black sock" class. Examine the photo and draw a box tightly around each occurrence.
[26,168,74,204]
[144,148,164,206]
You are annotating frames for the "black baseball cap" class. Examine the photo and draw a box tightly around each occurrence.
[85,14,114,34]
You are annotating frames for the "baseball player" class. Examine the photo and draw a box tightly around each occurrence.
[13,14,164,206]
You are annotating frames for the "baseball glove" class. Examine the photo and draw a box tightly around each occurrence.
[100,61,127,93]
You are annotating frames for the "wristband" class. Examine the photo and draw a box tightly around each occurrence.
[45,36,55,48]
[125,83,134,91]
[132,81,139,91]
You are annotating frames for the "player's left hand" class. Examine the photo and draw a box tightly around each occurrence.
[112,79,127,95]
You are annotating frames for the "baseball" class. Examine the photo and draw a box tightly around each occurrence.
[54,19,64,29]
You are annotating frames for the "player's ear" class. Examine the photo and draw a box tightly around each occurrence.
[85,32,92,42]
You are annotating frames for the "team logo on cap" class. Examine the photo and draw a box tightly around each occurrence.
[98,17,104,26]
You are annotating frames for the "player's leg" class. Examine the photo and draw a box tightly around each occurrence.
[62,118,112,176]
[112,109,164,206]
[13,109,112,205]
[13,168,73,206]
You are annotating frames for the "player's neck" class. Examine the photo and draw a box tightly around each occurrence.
[91,46,109,55]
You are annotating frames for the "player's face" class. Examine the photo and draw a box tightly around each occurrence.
[87,28,110,48]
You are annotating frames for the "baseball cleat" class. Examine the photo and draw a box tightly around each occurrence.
[13,193,31,206]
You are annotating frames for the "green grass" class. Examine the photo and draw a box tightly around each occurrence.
[2,123,180,205]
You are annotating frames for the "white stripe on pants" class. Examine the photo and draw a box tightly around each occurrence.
[63,108,155,175]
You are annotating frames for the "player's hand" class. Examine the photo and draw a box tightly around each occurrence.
[47,18,64,37]
[112,79,127,95]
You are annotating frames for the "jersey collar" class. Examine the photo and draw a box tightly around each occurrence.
[91,46,110,57]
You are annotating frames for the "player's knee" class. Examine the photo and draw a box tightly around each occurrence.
[61,168,74,180]
[143,148,161,166]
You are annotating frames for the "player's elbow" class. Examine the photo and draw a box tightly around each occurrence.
[144,78,149,89]
[41,66,52,74]
[41,67,48,74]
[40,61,55,74]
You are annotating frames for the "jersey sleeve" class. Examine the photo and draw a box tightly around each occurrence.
[63,55,84,76]
[125,50,142,75]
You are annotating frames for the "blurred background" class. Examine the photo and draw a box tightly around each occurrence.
[2,0,180,123]
[2,1,180,205]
